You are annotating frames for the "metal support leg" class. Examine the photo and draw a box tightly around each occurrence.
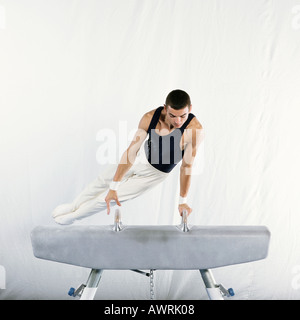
[80,269,103,300]
[200,269,224,300]
[199,269,234,300]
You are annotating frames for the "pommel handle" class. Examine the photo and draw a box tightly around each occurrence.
[180,210,189,232]
[112,208,123,232]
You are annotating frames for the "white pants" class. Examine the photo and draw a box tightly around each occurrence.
[52,150,169,224]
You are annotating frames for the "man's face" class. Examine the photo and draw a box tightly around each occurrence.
[165,105,190,129]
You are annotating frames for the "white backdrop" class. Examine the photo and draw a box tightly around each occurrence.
[1,0,300,300]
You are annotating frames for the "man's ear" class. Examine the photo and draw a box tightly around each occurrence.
[189,104,192,113]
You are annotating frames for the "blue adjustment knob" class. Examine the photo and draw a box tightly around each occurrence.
[68,287,75,296]
[228,288,235,296]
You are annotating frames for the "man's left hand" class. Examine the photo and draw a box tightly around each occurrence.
[178,204,192,216]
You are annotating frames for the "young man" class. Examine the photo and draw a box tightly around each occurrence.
[53,89,203,224]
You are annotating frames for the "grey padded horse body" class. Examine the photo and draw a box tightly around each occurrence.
[30,211,270,300]
[31,224,269,270]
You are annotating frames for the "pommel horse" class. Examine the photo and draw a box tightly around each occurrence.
[30,210,270,300]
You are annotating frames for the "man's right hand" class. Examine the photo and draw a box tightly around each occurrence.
[105,190,121,215]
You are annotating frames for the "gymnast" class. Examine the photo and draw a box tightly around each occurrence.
[53,89,204,225]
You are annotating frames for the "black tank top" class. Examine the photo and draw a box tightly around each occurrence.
[144,106,195,173]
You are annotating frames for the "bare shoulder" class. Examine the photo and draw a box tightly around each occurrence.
[185,116,203,135]
[138,108,156,131]
[188,116,203,130]
[184,116,204,145]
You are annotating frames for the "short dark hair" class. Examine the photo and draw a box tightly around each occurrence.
[165,89,191,110]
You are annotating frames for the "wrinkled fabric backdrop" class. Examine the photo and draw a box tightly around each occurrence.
[1,0,300,299]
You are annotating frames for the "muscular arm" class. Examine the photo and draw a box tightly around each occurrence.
[111,111,152,181]
[105,112,152,214]
[112,127,147,181]
[179,124,204,215]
